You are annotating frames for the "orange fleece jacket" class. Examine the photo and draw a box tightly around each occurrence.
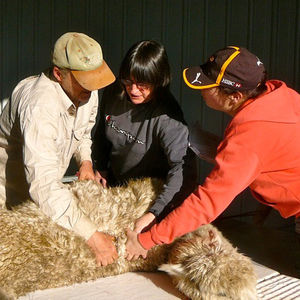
[139,80,300,249]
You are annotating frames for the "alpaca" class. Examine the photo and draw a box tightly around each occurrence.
[160,225,257,299]
[0,178,257,299]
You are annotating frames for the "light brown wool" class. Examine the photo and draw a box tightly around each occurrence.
[160,225,257,299]
[0,178,257,299]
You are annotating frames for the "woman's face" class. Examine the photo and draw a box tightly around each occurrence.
[122,79,154,104]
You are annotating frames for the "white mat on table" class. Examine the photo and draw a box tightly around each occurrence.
[18,272,185,300]
[18,262,300,300]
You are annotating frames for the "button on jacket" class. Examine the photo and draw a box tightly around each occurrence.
[0,73,98,240]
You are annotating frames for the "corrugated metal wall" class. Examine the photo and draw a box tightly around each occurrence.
[1,0,299,223]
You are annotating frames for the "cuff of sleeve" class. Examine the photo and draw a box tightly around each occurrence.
[148,208,160,217]
[80,154,92,165]
[138,231,156,250]
[74,149,92,165]
[72,214,98,240]
[148,201,165,217]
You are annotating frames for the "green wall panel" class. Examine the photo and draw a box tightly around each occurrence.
[0,0,299,219]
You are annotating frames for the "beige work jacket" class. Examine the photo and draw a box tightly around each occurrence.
[0,73,98,239]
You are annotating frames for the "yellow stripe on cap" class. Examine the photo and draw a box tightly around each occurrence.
[228,46,240,50]
[216,46,240,84]
[183,68,219,90]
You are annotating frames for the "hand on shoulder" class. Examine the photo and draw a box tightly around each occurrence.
[87,231,118,266]
[125,229,148,260]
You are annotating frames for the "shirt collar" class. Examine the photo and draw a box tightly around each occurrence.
[41,72,76,112]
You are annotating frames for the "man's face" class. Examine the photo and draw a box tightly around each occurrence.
[54,68,92,106]
[200,87,227,112]
[201,87,244,116]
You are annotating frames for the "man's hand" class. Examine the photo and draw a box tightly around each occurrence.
[95,170,108,188]
[134,212,156,233]
[87,231,118,266]
[125,229,148,260]
[78,160,95,181]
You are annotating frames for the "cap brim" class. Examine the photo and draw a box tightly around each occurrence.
[183,66,218,90]
[71,60,116,91]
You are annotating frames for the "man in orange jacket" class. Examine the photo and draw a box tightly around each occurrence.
[125,46,300,260]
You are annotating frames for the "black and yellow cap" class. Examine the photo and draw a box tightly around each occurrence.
[183,46,265,91]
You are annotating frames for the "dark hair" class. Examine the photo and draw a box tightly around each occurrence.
[119,40,171,89]
[218,71,268,99]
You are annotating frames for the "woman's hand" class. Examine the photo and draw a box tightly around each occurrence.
[95,170,108,188]
[78,160,95,181]
[125,229,148,260]
[134,212,156,233]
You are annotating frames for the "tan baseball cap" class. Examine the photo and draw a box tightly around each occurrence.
[52,32,115,91]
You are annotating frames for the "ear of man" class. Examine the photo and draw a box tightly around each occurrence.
[53,66,67,82]
[228,91,244,104]
[225,91,248,115]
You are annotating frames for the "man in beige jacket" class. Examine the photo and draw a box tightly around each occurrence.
[0,32,118,266]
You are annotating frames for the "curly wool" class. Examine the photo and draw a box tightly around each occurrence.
[0,178,257,299]
[160,225,257,299]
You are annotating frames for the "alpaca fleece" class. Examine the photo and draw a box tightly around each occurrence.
[0,178,257,299]
[160,225,257,299]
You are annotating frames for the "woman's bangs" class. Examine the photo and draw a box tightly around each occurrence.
[129,62,156,85]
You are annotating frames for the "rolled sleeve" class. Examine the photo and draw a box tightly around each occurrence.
[138,231,156,250]
[58,200,97,240]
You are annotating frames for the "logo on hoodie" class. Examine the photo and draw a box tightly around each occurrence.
[105,115,145,144]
